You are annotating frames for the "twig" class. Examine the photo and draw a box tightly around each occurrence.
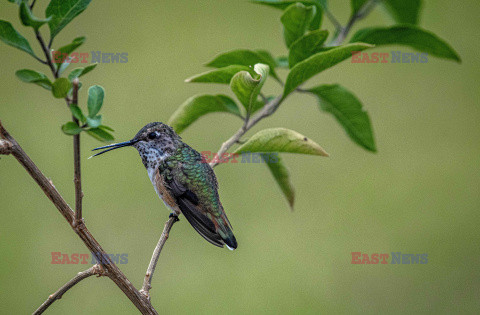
[140,216,179,299]
[35,30,57,79]
[323,6,343,32]
[33,264,105,314]
[330,0,380,46]
[0,121,157,314]
[34,29,72,108]
[71,79,83,225]
[29,0,37,10]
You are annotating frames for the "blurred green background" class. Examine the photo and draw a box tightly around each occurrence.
[1,0,479,314]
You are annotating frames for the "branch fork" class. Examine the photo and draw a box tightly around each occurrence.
[0,139,12,155]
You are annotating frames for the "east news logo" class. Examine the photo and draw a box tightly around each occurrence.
[351,252,428,264]
[351,51,429,64]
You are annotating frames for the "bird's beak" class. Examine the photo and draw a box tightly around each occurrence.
[90,139,138,158]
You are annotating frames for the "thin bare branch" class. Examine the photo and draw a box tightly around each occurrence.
[0,121,157,314]
[71,79,83,225]
[140,216,179,299]
[33,264,106,314]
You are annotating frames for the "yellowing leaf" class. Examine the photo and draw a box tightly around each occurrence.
[235,128,329,156]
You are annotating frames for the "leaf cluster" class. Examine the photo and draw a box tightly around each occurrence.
[167,0,460,209]
[2,0,113,141]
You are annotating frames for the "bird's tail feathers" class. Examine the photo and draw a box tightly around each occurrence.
[216,219,237,250]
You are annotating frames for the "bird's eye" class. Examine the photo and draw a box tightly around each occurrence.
[147,132,157,140]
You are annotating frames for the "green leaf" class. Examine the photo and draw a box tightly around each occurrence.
[350,25,461,62]
[308,0,324,30]
[280,3,316,48]
[7,0,28,4]
[68,63,97,80]
[309,84,376,152]
[230,63,269,114]
[381,0,422,25]
[15,69,53,90]
[57,59,72,76]
[86,115,102,128]
[7,0,27,4]
[0,20,37,58]
[262,153,295,210]
[252,0,324,30]
[206,49,279,80]
[61,121,82,135]
[288,29,329,68]
[19,2,52,30]
[168,94,242,134]
[185,65,251,84]
[52,78,72,98]
[46,0,92,41]
[69,105,86,123]
[253,0,316,10]
[254,50,278,71]
[234,128,329,156]
[283,43,373,97]
[86,128,114,142]
[87,85,104,117]
[54,36,86,71]
[56,36,86,56]
[98,125,114,132]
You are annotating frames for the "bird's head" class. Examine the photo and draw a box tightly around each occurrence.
[91,122,181,161]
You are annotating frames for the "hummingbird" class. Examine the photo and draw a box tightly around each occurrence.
[91,122,237,250]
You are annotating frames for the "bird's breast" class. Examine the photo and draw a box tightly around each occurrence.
[147,167,180,214]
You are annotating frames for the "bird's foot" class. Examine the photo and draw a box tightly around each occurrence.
[169,213,180,222]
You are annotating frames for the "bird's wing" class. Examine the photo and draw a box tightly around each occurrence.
[154,166,225,247]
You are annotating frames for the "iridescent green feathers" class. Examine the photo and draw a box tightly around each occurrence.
[159,142,237,249]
